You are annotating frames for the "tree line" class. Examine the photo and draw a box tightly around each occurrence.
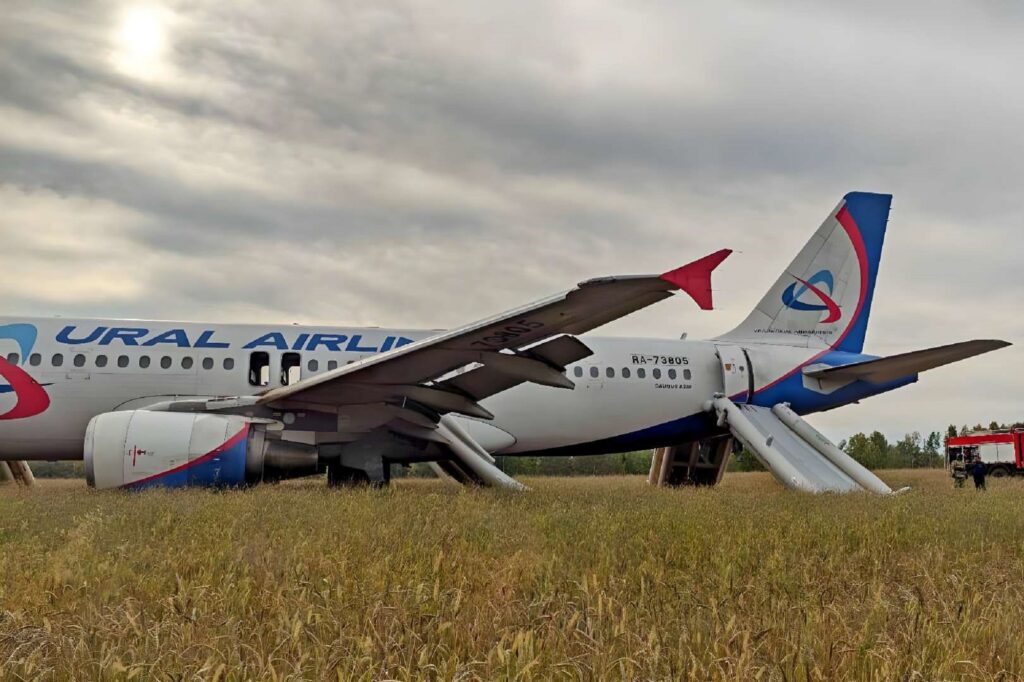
[733,432,947,471]
[24,420,1022,479]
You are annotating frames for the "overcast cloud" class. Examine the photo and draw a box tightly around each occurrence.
[1,0,1021,442]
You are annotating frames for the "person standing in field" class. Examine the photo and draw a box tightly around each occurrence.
[952,456,967,488]
[970,457,987,491]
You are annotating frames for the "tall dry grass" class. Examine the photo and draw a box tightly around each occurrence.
[2,470,1023,680]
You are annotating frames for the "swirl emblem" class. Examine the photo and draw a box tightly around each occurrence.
[781,270,842,324]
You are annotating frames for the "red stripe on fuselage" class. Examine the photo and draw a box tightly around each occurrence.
[0,358,50,420]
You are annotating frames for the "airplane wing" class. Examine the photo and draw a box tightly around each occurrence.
[146,250,730,488]
[254,249,732,418]
[802,340,1010,384]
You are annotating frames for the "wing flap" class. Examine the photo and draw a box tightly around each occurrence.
[523,334,593,368]
[441,336,593,400]
[293,382,493,419]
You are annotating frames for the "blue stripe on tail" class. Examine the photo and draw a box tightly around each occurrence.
[835,191,891,354]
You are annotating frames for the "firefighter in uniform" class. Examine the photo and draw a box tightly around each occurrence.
[971,456,988,491]
[952,455,967,488]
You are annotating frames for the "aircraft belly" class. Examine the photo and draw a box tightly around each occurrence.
[487,362,720,454]
[487,386,652,453]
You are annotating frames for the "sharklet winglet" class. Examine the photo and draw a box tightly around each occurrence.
[659,249,732,310]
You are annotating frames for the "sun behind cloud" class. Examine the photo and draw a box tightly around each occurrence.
[112,4,171,80]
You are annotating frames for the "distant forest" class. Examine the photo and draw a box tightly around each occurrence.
[24,420,1023,479]
[497,420,1024,476]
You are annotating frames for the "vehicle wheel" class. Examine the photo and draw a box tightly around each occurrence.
[990,466,1010,478]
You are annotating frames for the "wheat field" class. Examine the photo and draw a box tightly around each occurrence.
[1,470,1023,680]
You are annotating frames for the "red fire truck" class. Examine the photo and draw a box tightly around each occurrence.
[946,429,1024,477]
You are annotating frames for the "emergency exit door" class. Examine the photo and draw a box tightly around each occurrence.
[715,344,752,403]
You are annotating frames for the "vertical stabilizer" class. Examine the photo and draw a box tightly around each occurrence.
[717,192,890,353]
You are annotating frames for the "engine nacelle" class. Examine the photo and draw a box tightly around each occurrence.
[84,410,318,490]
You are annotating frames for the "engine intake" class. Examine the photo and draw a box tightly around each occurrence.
[84,410,318,489]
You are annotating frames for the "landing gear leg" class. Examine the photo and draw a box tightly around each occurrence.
[649,437,733,487]
[325,452,390,488]
[327,463,370,487]
[0,461,34,487]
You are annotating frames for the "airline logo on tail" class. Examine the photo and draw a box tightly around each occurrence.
[0,324,51,421]
[781,270,842,324]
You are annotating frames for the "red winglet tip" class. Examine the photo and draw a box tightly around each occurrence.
[659,249,732,310]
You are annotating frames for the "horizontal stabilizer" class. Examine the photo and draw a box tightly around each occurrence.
[803,340,1011,384]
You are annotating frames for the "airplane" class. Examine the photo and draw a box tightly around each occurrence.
[0,192,1010,493]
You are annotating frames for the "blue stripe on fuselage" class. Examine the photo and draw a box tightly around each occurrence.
[514,351,917,458]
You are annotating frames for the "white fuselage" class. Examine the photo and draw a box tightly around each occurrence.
[0,316,873,461]
[0,316,744,460]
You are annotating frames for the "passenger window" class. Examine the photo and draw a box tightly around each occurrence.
[52,353,64,367]
[668,369,677,380]
[328,360,338,371]
[202,358,214,370]
[73,354,86,368]
[622,367,631,378]
[606,367,615,378]
[224,357,235,371]
[589,366,599,378]
[140,356,151,369]
[573,366,583,378]
[6,353,18,364]
[95,355,108,368]
[281,352,301,385]
[248,352,270,386]
[683,369,692,380]
[308,359,319,373]
[160,357,172,369]
[117,355,129,368]
[637,368,646,379]
[29,353,41,367]
[653,368,662,379]
[182,357,194,370]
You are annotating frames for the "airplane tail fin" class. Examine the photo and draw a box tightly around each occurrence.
[717,192,891,353]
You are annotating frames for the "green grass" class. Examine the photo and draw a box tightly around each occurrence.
[2,470,1023,680]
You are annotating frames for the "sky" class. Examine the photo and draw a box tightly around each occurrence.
[1,0,1021,443]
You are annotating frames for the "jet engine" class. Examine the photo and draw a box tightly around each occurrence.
[84,410,318,490]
